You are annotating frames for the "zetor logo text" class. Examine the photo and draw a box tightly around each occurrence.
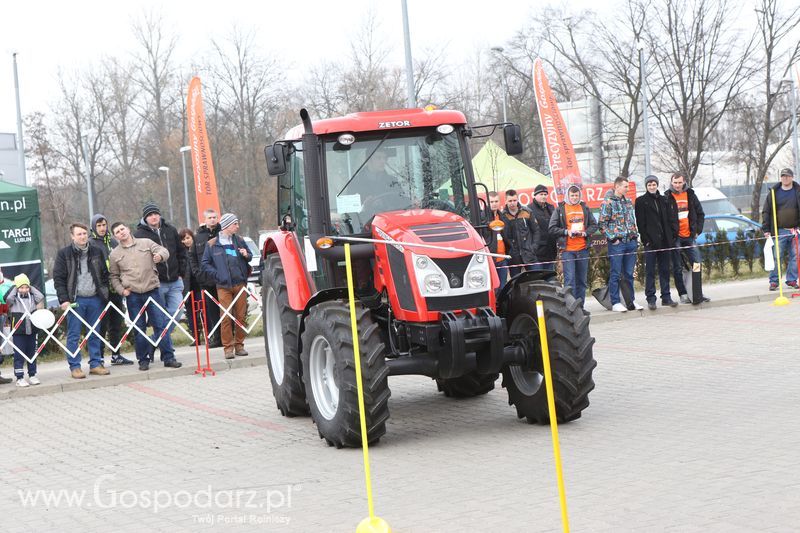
[378,120,412,128]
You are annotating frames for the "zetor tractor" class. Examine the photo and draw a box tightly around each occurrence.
[261,107,596,448]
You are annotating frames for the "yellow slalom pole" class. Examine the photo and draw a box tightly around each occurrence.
[536,300,570,533]
[344,244,391,533]
[770,189,790,306]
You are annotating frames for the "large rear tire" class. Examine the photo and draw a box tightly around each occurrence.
[301,301,391,448]
[262,254,309,417]
[435,373,498,398]
[501,281,596,423]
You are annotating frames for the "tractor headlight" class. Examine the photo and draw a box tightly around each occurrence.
[467,270,486,289]
[424,274,444,293]
[416,256,429,269]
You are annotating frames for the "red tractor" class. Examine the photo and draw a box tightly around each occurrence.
[261,108,595,448]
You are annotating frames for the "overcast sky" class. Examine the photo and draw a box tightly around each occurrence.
[0,0,605,133]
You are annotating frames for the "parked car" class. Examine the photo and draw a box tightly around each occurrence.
[242,236,262,285]
[694,187,741,215]
[696,214,762,259]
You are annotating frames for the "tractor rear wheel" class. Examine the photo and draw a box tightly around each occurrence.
[301,301,391,448]
[262,254,309,417]
[501,281,596,424]
[436,373,498,398]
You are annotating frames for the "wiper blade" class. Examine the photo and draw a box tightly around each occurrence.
[337,132,391,197]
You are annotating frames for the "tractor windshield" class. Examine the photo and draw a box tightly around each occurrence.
[325,130,469,235]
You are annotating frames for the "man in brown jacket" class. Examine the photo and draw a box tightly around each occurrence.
[109,222,182,371]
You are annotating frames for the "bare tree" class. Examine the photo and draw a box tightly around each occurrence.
[648,0,755,183]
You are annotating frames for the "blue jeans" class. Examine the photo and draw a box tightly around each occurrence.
[66,295,104,370]
[13,333,37,378]
[608,239,639,305]
[671,236,699,296]
[127,289,176,363]
[644,247,672,303]
[562,249,589,305]
[769,229,799,284]
[157,278,185,334]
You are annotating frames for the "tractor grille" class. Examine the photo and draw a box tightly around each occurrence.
[426,292,490,312]
[410,222,469,243]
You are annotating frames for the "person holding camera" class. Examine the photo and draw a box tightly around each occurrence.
[599,176,644,312]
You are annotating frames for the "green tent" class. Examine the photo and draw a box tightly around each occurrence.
[0,181,44,292]
[471,139,551,192]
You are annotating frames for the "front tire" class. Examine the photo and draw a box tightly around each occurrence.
[262,254,309,417]
[501,281,596,423]
[301,301,391,448]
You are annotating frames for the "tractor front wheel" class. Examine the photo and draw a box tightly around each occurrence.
[501,281,596,424]
[262,254,309,417]
[301,301,391,448]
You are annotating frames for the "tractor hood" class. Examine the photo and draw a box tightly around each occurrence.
[370,209,487,257]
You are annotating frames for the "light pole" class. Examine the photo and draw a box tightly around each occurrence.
[158,166,174,221]
[491,46,508,124]
[401,0,416,108]
[179,146,192,228]
[782,77,800,181]
[81,134,95,218]
[637,39,652,177]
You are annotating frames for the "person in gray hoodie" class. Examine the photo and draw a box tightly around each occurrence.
[90,214,133,365]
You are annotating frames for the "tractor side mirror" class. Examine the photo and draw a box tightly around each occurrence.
[503,124,523,156]
[265,144,287,176]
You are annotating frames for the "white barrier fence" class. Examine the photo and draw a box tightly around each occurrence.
[0,286,262,366]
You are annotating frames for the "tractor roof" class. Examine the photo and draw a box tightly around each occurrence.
[283,108,467,140]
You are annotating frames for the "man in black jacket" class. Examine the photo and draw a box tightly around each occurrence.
[635,175,679,310]
[134,203,189,355]
[761,167,800,290]
[528,184,557,271]
[190,208,221,347]
[53,223,111,379]
[501,189,540,278]
[664,172,708,303]
[90,214,133,365]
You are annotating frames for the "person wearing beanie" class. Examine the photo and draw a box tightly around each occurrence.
[664,172,709,303]
[53,223,111,379]
[134,202,190,360]
[548,185,598,308]
[527,184,557,272]
[190,209,222,348]
[201,213,252,359]
[599,176,644,312]
[0,269,14,384]
[4,274,45,387]
[761,167,800,291]
[90,214,133,366]
[635,175,679,310]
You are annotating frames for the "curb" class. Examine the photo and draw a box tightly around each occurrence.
[588,293,771,325]
[0,356,266,400]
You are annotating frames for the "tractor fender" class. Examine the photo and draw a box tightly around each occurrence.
[262,231,315,311]
[497,270,557,315]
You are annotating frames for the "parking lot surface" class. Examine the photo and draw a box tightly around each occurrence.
[1,300,798,532]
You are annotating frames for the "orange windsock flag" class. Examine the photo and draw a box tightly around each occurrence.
[533,58,583,203]
[187,77,221,220]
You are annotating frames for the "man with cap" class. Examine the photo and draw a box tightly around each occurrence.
[528,184,557,271]
[761,167,800,290]
[635,175,679,309]
[90,214,133,365]
[135,202,189,358]
[109,222,182,371]
[548,185,597,308]
[201,213,252,359]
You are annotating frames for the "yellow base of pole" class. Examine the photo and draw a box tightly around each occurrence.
[773,296,791,306]
[356,516,392,533]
